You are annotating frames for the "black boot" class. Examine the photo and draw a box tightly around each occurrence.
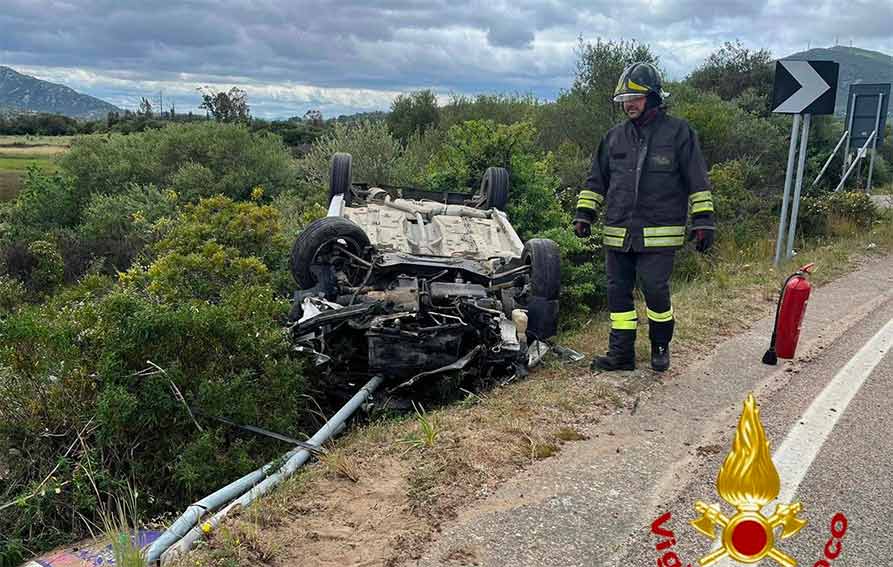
[591,329,636,371]
[591,352,635,371]
[651,343,670,372]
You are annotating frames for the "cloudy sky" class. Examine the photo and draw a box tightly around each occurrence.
[2,0,891,119]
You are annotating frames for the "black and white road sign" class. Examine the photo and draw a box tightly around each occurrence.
[771,60,839,114]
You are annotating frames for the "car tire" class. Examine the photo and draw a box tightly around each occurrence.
[480,166,510,210]
[522,238,561,301]
[290,217,371,289]
[329,153,353,206]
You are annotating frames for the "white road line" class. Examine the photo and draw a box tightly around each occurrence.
[772,316,893,504]
[709,317,893,566]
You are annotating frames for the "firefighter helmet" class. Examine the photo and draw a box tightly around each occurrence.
[613,62,668,102]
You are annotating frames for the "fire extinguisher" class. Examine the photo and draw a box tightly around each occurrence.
[763,263,815,365]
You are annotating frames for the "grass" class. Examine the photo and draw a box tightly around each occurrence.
[0,156,58,171]
[0,135,75,147]
[0,172,23,202]
[98,490,145,567]
[0,134,69,201]
[174,213,893,567]
[402,403,440,449]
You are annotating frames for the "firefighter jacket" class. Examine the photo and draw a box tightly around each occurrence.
[574,110,716,251]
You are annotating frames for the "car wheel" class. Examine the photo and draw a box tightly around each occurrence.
[290,217,372,289]
[329,152,353,206]
[522,238,561,300]
[480,166,510,210]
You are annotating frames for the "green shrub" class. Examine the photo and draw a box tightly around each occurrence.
[168,161,217,202]
[154,195,285,260]
[538,226,607,316]
[79,185,175,243]
[507,152,568,242]
[0,275,26,314]
[0,283,305,552]
[77,184,177,271]
[387,90,440,143]
[440,93,540,129]
[392,128,445,186]
[137,242,270,302]
[798,191,879,238]
[671,84,786,173]
[708,159,775,247]
[271,190,327,240]
[61,122,296,204]
[423,118,605,313]
[552,142,591,207]
[296,120,404,195]
[26,240,64,294]
[2,169,78,241]
[122,196,288,302]
[425,120,538,191]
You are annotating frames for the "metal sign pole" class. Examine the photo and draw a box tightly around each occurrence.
[786,114,812,260]
[866,93,885,193]
[843,94,857,175]
[775,114,802,266]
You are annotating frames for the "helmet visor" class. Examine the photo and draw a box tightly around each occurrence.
[613,93,647,103]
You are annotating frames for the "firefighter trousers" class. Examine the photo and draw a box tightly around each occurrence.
[606,249,675,356]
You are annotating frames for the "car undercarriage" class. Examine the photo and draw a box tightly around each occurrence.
[288,153,561,392]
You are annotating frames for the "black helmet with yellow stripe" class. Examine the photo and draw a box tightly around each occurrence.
[613,62,668,103]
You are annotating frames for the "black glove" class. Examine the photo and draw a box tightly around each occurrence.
[573,220,591,238]
[689,229,715,253]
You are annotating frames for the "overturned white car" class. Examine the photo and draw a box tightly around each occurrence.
[288,153,561,390]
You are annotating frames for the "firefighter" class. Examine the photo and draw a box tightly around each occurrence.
[573,62,715,372]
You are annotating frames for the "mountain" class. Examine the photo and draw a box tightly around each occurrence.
[0,66,121,119]
[782,46,893,116]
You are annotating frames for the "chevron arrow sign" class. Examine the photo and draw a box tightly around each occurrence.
[771,60,839,115]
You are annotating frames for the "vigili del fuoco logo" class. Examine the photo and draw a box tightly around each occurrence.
[689,393,805,565]
[650,394,849,567]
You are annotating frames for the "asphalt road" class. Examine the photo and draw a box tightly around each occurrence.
[416,256,893,567]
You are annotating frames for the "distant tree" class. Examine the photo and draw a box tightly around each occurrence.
[573,38,659,105]
[139,97,154,117]
[303,109,324,126]
[440,93,538,129]
[198,87,250,123]
[537,38,658,154]
[387,89,440,143]
[687,41,774,107]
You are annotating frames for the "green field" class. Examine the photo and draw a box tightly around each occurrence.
[0,135,69,201]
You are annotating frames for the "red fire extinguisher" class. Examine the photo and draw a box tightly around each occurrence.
[763,263,815,365]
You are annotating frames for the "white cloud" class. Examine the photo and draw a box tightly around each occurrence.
[2,0,890,117]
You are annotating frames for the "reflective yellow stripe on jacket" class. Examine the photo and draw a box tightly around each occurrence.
[576,190,604,211]
[643,226,685,247]
[689,190,714,215]
[603,226,627,248]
